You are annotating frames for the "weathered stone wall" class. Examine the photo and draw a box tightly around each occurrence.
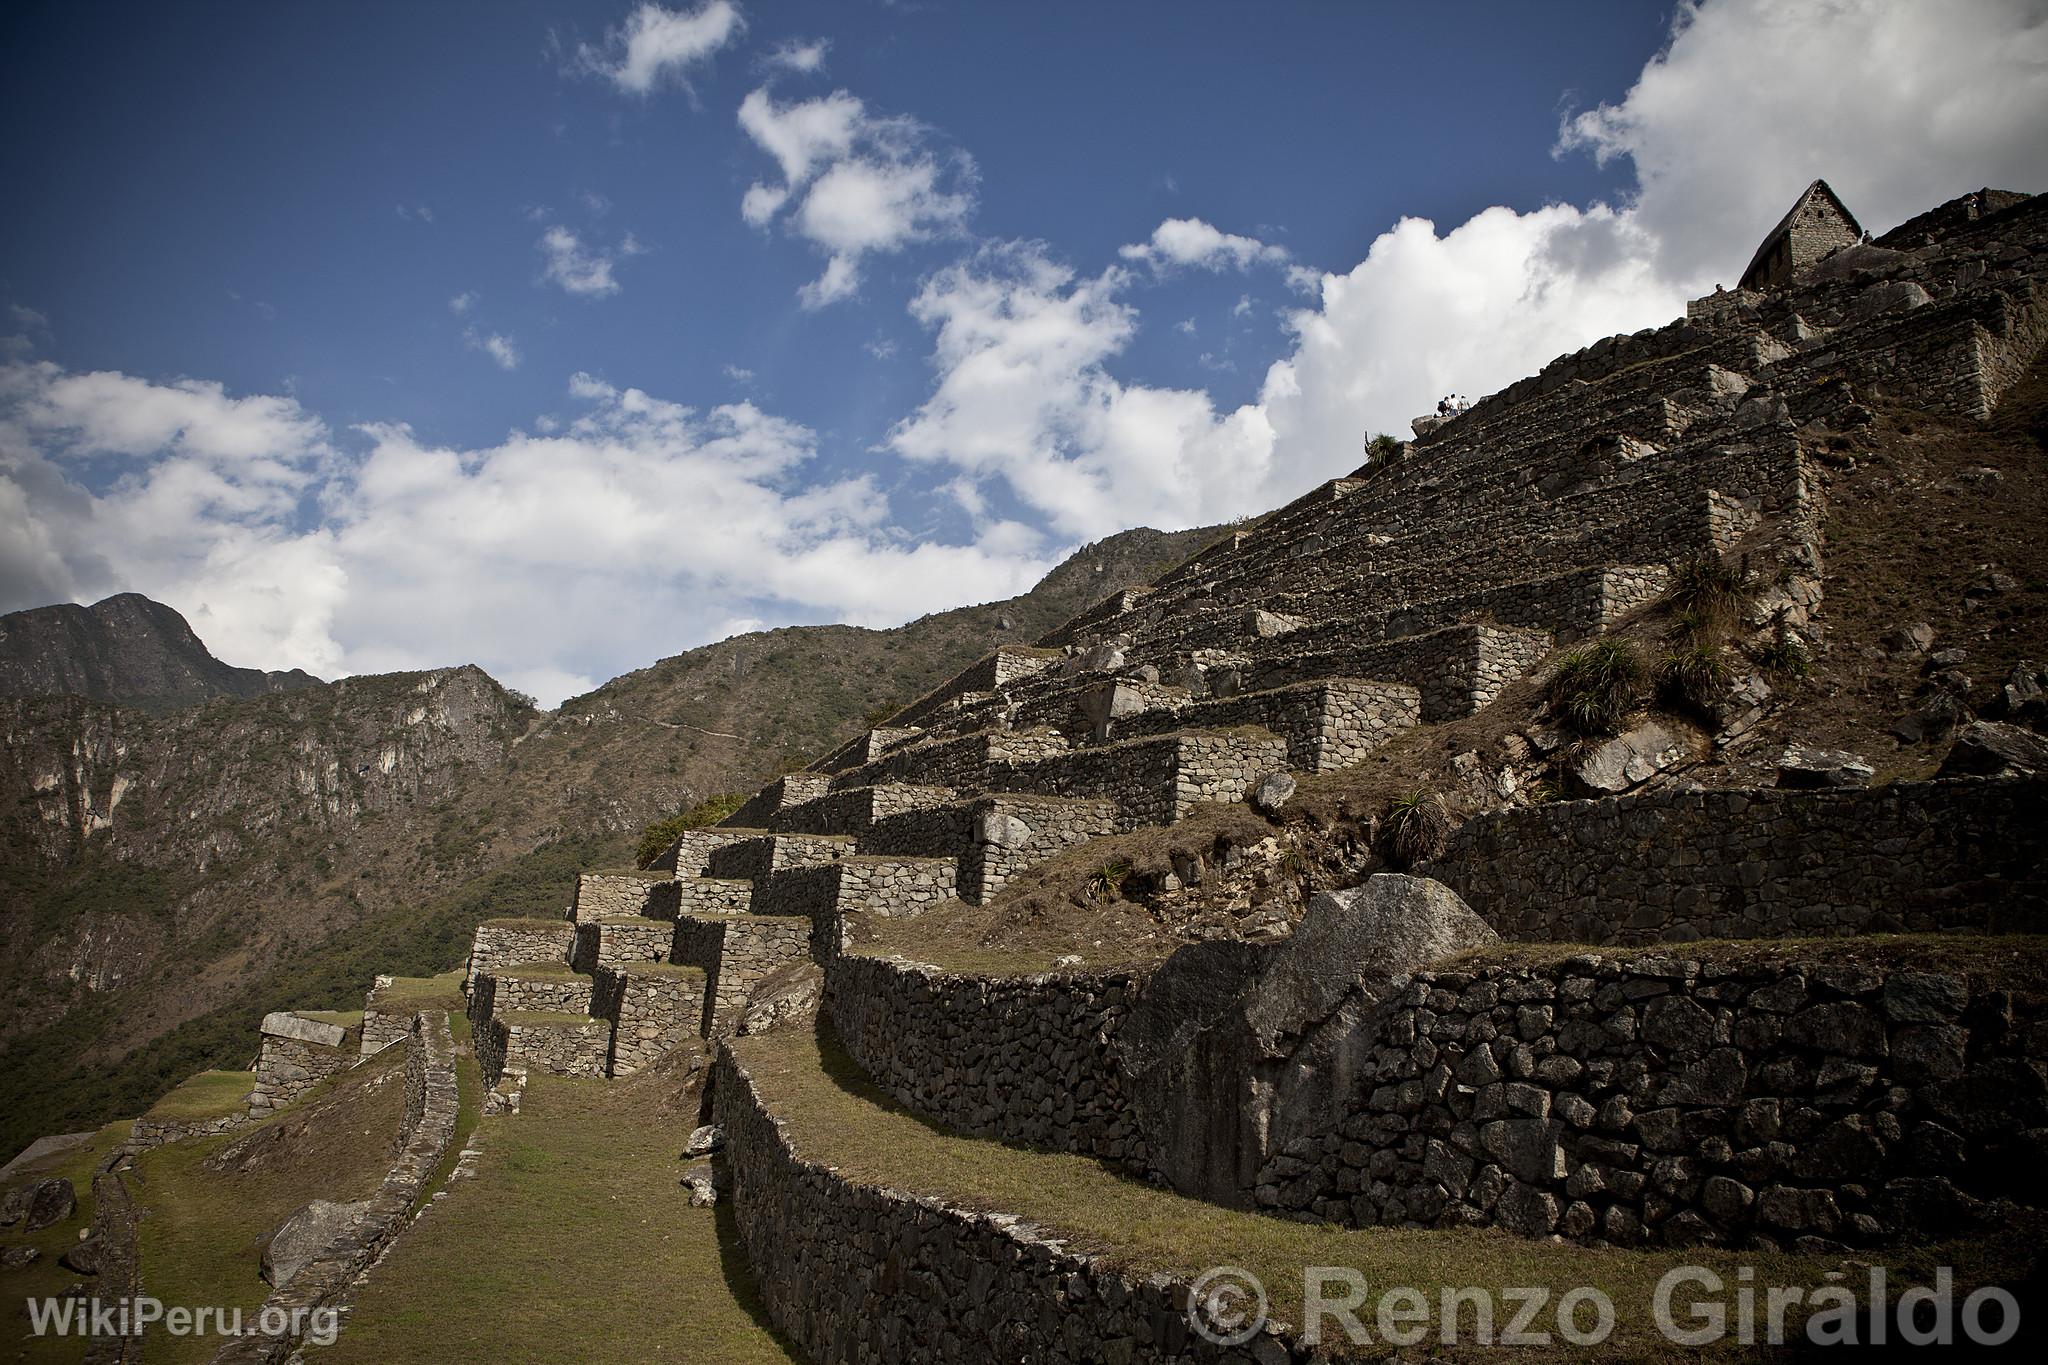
[470,969,593,1020]
[956,795,1119,905]
[570,917,675,972]
[721,773,832,830]
[676,876,754,915]
[771,782,955,836]
[1425,776,2048,946]
[764,857,957,921]
[1250,623,1552,723]
[991,728,1286,829]
[484,1016,609,1083]
[674,914,812,1037]
[464,920,574,990]
[713,1041,1315,1365]
[824,955,1145,1165]
[359,1010,411,1057]
[248,1035,356,1118]
[572,870,680,923]
[128,1110,253,1151]
[596,966,707,1075]
[212,1013,460,1365]
[652,826,764,877]
[1252,952,2048,1251]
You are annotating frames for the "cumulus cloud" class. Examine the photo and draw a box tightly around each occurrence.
[765,37,829,74]
[737,86,976,307]
[538,226,624,297]
[577,0,745,96]
[1120,217,1289,273]
[448,291,477,314]
[1559,0,2048,289]
[464,328,522,370]
[0,360,1054,706]
[886,0,2048,544]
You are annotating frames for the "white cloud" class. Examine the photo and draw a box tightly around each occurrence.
[737,86,976,307]
[1120,217,1290,273]
[464,328,522,370]
[0,361,1055,706]
[578,0,745,96]
[449,291,478,314]
[723,363,755,384]
[395,204,434,223]
[765,38,829,74]
[1559,0,2048,290]
[886,0,2048,545]
[1175,318,1196,336]
[538,225,623,297]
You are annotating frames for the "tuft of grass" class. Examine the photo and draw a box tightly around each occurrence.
[1751,612,1811,678]
[1656,642,1731,715]
[1084,859,1134,902]
[1383,790,1453,869]
[1664,556,1750,633]
[1544,638,1649,735]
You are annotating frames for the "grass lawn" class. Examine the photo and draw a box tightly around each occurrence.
[320,1070,797,1364]
[134,1048,407,1365]
[367,969,467,1014]
[143,1070,256,1123]
[1,1120,134,1364]
[736,1021,2045,1361]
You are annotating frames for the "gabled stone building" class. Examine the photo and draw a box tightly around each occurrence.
[1737,176,1863,290]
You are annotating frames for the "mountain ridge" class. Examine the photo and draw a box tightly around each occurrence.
[0,592,323,713]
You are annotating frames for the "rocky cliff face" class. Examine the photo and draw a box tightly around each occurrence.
[0,593,322,712]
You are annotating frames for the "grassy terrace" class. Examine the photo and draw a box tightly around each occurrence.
[134,1047,409,1365]
[367,968,467,1013]
[497,960,586,982]
[325,1071,796,1365]
[143,1069,255,1123]
[1,1120,134,1364]
[736,1022,2044,1361]
[480,916,571,931]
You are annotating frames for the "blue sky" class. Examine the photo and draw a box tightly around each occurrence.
[3,0,2045,704]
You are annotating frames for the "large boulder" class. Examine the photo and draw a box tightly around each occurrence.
[260,1198,370,1287]
[1938,720,2048,778]
[1776,744,1876,789]
[259,1012,347,1049]
[1120,876,1497,1206]
[1573,719,1694,794]
[23,1178,76,1232]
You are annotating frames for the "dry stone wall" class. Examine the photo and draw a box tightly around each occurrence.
[714,1043,1315,1365]
[212,1013,459,1365]
[572,871,678,923]
[248,1034,356,1118]
[675,914,812,1037]
[1251,952,2048,1251]
[1425,777,2048,945]
[825,955,1145,1165]
[991,728,1286,829]
[465,920,574,990]
[594,966,707,1074]
[479,1015,609,1084]
[571,917,674,971]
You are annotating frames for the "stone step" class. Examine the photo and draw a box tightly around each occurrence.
[761,855,959,922]
[674,876,754,917]
[649,825,770,877]
[592,962,709,1075]
[671,912,815,1039]
[719,773,832,831]
[770,782,957,836]
[571,917,677,974]
[1243,622,1552,723]
[705,831,856,881]
[464,917,576,992]
[571,869,678,924]
[988,725,1289,831]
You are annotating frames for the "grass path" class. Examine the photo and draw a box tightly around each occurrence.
[319,1068,796,1365]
